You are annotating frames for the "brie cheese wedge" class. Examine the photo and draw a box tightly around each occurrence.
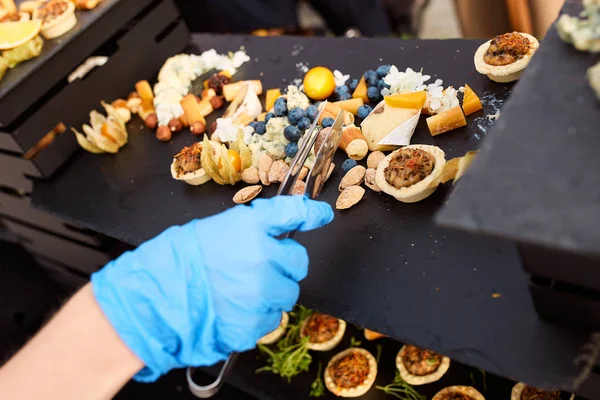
[360,101,420,151]
[232,89,262,121]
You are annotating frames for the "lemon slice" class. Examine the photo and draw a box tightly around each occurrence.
[0,20,42,50]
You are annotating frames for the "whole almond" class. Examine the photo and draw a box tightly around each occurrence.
[336,186,365,210]
[365,168,381,192]
[326,163,335,181]
[268,160,289,184]
[367,151,385,169]
[292,180,306,195]
[259,154,273,185]
[242,167,260,184]
[339,165,366,191]
[299,166,309,181]
[233,185,262,204]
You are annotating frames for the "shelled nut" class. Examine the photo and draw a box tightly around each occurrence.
[168,118,183,132]
[144,113,158,129]
[191,121,206,135]
[156,126,172,142]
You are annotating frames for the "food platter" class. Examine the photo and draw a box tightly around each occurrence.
[32,33,596,393]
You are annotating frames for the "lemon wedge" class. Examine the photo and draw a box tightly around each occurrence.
[0,20,42,50]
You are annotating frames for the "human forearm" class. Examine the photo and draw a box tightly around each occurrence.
[0,283,144,400]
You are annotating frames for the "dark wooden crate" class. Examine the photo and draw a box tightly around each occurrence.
[0,190,105,246]
[0,0,189,177]
[3,219,111,275]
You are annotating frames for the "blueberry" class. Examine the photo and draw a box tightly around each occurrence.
[348,79,359,92]
[306,105,318,122]
[338,92,352,101]
[334,85,350,100]
[297,117,311,131]
[284,125,301,142]
[285,142,299,158]
[249,121,258,130]
[287,107,306,125]
[342,159,358,172]
[376,64,391,78]
[367,86,381,102]
[376,79,390,91]
[321,117,334,128]
[274,98,288,117]
[357,105,373,120]
[254,121,266,135]
[265,112,274,122]
[364,70,378,87]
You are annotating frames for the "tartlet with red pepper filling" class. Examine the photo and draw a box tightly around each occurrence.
[433,385,486,400]
[324,348,377,398]
[474,32,539,83]
[300,312,346,351]
[396,344,451,385]
[511,382,560,400]
[375,144,446,203]
[33,0,77,39]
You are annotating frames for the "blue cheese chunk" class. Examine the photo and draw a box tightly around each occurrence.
[286,85,310,110]
[248,117,290,166]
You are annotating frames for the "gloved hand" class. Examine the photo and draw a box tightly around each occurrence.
[91,196,334,382]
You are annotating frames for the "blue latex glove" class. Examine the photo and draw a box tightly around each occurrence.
[91,196,333,382]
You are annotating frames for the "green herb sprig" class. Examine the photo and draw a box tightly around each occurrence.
[256,306,314,382]
[349,337,362,347]
[309,362,325,397]
[376,372,426,400]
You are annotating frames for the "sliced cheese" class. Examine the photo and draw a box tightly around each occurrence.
[232,89,263,121]
[360,101,420,151]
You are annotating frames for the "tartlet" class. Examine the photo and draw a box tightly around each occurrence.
[433,385,485,400]
[170,141,220,186]
[474,32,539,83]
[33,0,77,39]
[324,348,377,398]
[396,345,451,385]
[511,382,560,400]
[375,144,446,203]
[257,311,289,345]
[300,312,346,351]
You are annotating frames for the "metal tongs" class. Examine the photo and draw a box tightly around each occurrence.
[187,103,344,398]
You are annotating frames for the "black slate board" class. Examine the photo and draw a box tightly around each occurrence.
[32,34,594,392]
[436,2,600,257]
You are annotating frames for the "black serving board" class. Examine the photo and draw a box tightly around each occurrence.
[436,1,600,257]
[32,34,595,393]
[0,0,156,127]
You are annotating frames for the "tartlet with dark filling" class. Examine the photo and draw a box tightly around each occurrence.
[433,385,486,400]
[511,382,560,400]
[375,144,446,203]
[170,142,218,186]
[300,312,347,351]
[474,32,539,83]
[324,348,377,398]
[396,344,451,385]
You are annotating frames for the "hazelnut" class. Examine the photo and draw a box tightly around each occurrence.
[168,118,183,132]
[211,121,218,133]
[191,121,206,135]
[156,126,172,142]
[128,91,140,100]
[209,95,224,110]
[144,113,158,129]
